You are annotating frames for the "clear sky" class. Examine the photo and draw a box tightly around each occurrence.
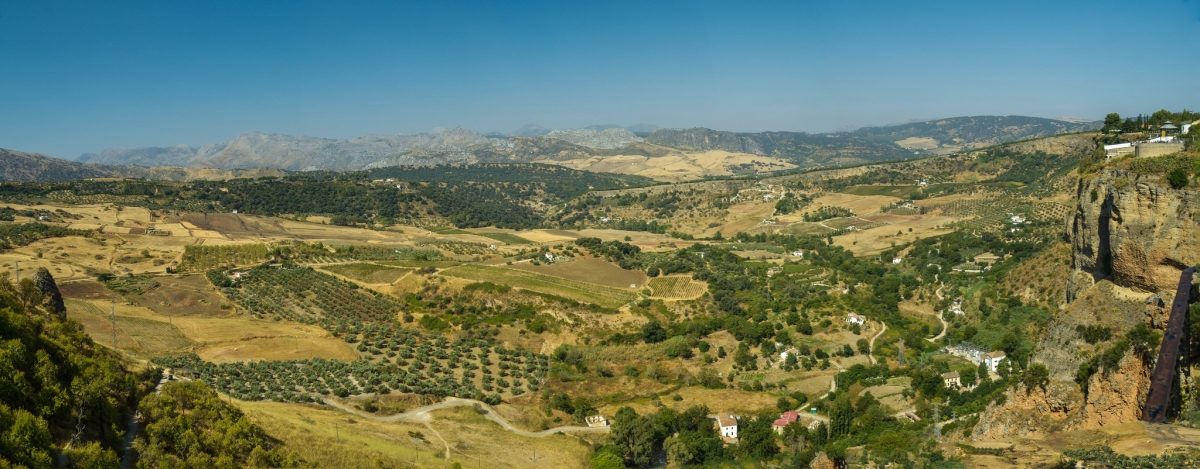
[1,0,1198,159]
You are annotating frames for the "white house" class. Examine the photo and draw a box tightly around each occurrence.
[1010,215,1025,224]
[791,251,804,258]
[982,351,1007,372]
[892,257,902,265]
[779,347,799,361]
[846,313,865,325]
[716,412,738,439]
[942,371,961,388]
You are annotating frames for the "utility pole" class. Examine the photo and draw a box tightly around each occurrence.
[933,402,941,442]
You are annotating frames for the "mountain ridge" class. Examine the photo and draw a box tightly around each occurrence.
[67,115,1099,173]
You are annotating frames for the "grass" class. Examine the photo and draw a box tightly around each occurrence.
[320,263,411,284]
[473,232,533,245]
[65,299,192,355]
[440,265,637,309]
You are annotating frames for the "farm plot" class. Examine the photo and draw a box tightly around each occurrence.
[215,265,405,328]
[130,275,230,317]
[154,331,549,402]
[65,299,192,354]
[647,276,707,299]
[441,265,637,309]
[470,232,533,245]
[508,258,646,289]
[320,263,411,284]
[177,243,270,272]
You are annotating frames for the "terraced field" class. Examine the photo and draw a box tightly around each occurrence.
[647,275,707,299]
[440,265,637,309]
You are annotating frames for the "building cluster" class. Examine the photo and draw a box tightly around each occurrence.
[1103,121,1193,159]
[945,343,1007,372]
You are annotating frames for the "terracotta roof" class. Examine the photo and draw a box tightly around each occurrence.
[716,412,737,428]
[942,372,960,379]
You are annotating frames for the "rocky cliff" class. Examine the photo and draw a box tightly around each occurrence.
[1068,168,1200,298]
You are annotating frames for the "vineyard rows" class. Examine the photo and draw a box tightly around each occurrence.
[647,276,707,299]
[440,265,637,309]
[178,244,270,272]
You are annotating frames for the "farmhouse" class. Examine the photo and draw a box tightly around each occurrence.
[892,257,902,265]
[846,313,865,325]
[983,351,1006,372]
[716,412,738,440]
[779,347,799,361]
[585,415,608,428]
[772,410,800,434]
[791,251,804,258]
[942,371,960,388]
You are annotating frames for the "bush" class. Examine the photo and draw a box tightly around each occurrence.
[1168,168,1189,189]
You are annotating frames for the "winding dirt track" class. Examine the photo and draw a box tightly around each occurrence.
[319,397,610,438]
[868,320,887,364]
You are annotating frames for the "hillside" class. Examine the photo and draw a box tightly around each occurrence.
[646,116,1101,166]
[0,148,125,182]
[80,127,497,171]
[847,115,1101,154]
[74,116,1099,175]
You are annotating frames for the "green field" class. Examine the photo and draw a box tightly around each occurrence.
[440,265,637,309]
[472,232,533,245]
[320,263,411,284]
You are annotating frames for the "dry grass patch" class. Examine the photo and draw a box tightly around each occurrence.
[320,262,412,284]
[509,258,647,289]
[440,265,637,309]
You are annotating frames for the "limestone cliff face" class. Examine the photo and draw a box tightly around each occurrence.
[972,350,1150,440]
[1069,169,1200,297]
[972,382,1084,440]
[1071,351,1152,429]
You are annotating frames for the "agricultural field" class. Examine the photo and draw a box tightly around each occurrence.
[440,264,638,309]
[65,298,193,355]
[468,231,533,245]
[216,265,406,325]
[155,328,549,401]
[128,274,232,317]
[507,257,646,289]
[176,243,270,272]
[646,275,707,299]
[320,262,411,284]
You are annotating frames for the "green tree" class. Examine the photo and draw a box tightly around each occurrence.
[608,407,654,468]
[1023,363,1050,393]
[856,338,870,355]
[1103,113,1122,131]
[829,395,854,439]
[1168,169,1189,189]
[737,413,779,460]
[641,320,667,344]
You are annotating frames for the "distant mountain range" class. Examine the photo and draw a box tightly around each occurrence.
[0,116,1098,180]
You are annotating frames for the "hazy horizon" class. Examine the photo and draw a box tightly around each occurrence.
[2,0,1198,159]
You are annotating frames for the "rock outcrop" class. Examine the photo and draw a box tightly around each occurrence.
[32,268,65,318]
[1069,168,1200,296]
[545,128,642,149]
[972,382,1085,440]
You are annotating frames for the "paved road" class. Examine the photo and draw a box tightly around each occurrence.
[318,397,609,438]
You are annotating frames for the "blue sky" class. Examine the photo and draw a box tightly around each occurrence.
[1,0,1197,159]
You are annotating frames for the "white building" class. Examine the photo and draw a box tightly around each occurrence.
[942,372,960,388]
[846,313,865,325]
[892,257,902,265]
[982,351,1007,372]
[716,412,738,439]
[791,251,804,258]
